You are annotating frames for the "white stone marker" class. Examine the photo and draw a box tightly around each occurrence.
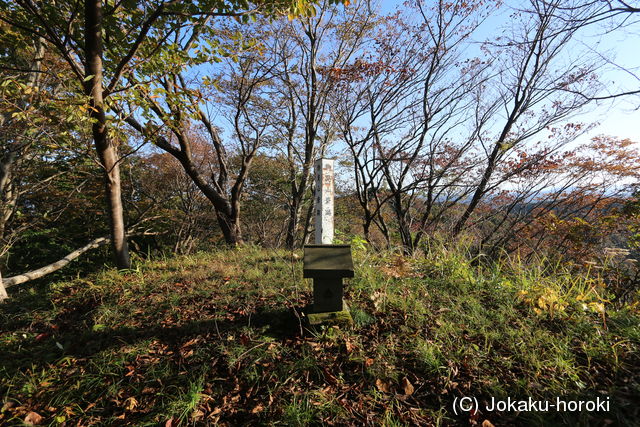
[314,158,334,244]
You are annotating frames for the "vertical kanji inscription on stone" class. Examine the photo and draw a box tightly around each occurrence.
[314,158,334,244]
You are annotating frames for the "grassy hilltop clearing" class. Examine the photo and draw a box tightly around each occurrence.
[3,0,640,425]
[1,245,638,426]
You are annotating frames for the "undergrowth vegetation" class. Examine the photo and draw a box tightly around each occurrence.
[1,244,638,425]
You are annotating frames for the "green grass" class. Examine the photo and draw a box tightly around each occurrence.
[1,245,638,425]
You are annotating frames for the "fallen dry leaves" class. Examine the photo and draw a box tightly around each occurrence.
[375,378,391,393]
[24,411,43,425]
[401,377,414,396]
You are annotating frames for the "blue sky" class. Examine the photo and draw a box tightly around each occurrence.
[378,0,640,143]
[149,1,640,163]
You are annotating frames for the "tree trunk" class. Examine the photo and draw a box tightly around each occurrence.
[363,218,372,244]
[0,152,16,240]
[390,191,414,254]
[0,126,12,295]
[452,135,503,237]
[175,152,244,246]
[285,162,315,249]
[84,0,130,268]
[123,111,249,247]
[301,191,316,245]
[285,199,301,249]
[216,210,243,246]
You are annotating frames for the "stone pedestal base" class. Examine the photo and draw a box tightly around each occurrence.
[303,244,354,327]
[307,300,353,326]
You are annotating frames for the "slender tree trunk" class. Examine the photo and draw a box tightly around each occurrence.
[285,201,300,249]
[301,190,315,245]
[285,25,319,249]
[377,218,391,249]
[285,162,315,248]
[363,218,372,244]
[84,0,130,268]
[390,191,414,254]
[0,153,16,240]
[285,177,309,248]
[452,137,503,237]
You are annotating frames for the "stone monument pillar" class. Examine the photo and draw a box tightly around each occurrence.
[303,158,353,325]
[314,158,334,244]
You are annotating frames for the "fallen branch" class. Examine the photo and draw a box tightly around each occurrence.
[3,236,109,288]
[1,230,164,291]
[0,269,7,300]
